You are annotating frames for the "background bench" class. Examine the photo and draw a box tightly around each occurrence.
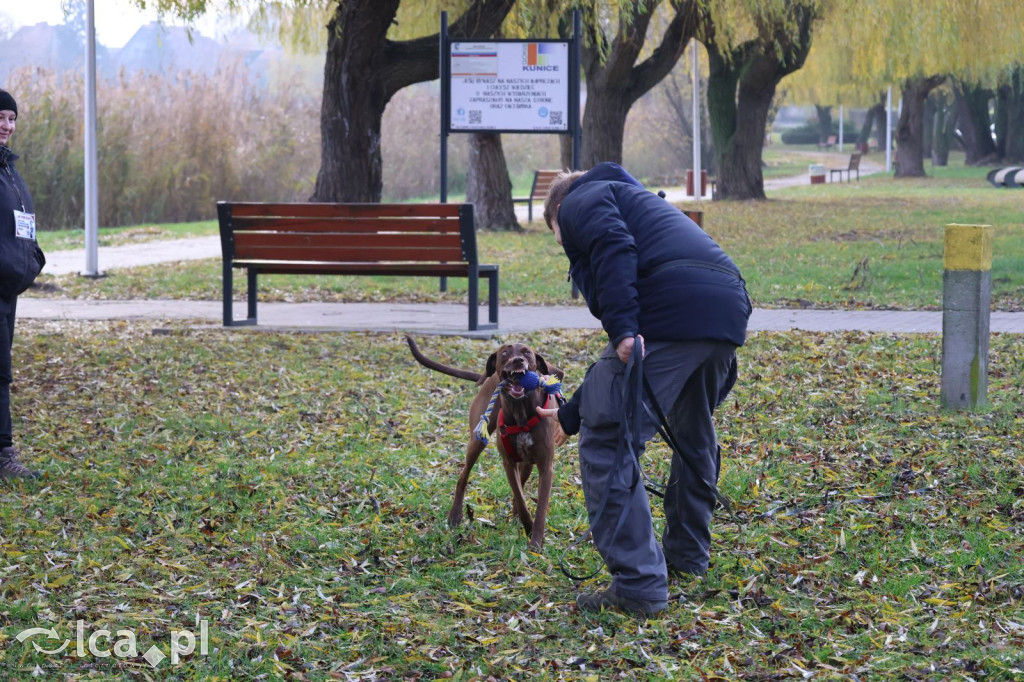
[513,169,561,222]
[830,152,861,182]
[217,202,498,331]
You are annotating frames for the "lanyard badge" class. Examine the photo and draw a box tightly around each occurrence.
[13,210,35,241]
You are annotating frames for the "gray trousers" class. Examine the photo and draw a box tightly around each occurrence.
[577,339,737,601]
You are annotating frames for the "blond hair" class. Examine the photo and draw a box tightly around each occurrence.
[543,170,585,230]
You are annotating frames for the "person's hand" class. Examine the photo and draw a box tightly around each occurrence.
[616,334,644,364]
[535,405,569,446]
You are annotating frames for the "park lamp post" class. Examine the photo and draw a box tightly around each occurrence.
[81,0,104,279]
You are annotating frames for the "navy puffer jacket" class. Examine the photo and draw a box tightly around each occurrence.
[557,162,750,347]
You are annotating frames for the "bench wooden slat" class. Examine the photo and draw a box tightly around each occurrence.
[228,202,462,219]
[217,201,498,331]
[233,261,483,277]
[230,216,461,233]
[234,245,467,262]
[233,231,462,251]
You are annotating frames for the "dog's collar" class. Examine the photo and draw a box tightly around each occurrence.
[498,394,556,462]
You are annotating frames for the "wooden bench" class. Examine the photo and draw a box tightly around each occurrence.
[513,169,561,222]
[830,152,862,183]
[217,202,499,331]
[817,134,837,151]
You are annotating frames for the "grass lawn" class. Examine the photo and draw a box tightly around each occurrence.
[1,323,1022,679]
[5,159,1023,679]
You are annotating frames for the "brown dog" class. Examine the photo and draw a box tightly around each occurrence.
[406,335,564,551]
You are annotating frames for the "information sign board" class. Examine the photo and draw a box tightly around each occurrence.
[449,40,570,132]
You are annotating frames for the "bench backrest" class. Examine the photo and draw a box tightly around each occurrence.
[849,153,861,170]
[530,170,562,199]
[217,202,477,264]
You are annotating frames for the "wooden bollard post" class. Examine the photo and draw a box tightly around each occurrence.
[941,224,993,409]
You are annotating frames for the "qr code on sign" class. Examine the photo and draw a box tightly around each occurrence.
[469,110,482,124]
[549,111,563,126]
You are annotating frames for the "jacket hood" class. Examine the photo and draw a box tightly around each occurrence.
[569,162,644,194]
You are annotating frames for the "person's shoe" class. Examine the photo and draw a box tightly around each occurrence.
[0,447,40,479]
[576,585,667,617]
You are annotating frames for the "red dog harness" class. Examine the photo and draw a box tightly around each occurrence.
[498,394,556,461]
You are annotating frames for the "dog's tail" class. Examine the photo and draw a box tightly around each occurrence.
[405,335,483,383]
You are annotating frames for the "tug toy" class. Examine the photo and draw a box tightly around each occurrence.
[472,373,565,445]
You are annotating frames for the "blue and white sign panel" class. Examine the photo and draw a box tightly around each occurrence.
[449,41,570,132]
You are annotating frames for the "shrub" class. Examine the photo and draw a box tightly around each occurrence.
[6,65,320,230]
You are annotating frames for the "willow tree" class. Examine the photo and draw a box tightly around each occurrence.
[572,0,701,168]
[701,0,821,200]
[805,0,1024,177]
[143,0,516,203]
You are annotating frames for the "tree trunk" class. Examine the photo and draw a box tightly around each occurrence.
[952,79,997,165]
[466,133,520,231]
[931,91,955,166]
[815,104,833,145]
[311,0,514,203]
[1002,66,1024,163]
[858,93,884,150]
[705,2,816,200]
[922,95,935,159]
[894,75,945,178]
[577,0,700,167]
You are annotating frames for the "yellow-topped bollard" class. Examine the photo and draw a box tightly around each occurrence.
[941,224,993,409]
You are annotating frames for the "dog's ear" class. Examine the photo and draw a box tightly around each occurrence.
[536,354,565,380]
[485,351,500,378]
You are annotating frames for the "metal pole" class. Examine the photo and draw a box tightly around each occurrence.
[885,86,893,173]
[571,9,581,171]
[838,104,844,153]
[439,11,448,203]
[82,0,102,277]
[691,39,701,200]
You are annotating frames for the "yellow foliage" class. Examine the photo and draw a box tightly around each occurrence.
[795,0,1024,99]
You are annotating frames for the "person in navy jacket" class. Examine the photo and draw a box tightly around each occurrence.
[537,162,750,616]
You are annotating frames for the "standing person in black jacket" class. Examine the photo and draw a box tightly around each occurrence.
[537,162,750,616]
[0,89,46,479]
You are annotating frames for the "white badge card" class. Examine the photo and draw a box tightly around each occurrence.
[13,210,36,241]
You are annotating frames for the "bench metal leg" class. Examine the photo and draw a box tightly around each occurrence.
[223,260,234,326]
[246,269,258,323]
[468,269,479,331]
[486,269,499,327]
[467,266,499,331]
[223,265,258,326]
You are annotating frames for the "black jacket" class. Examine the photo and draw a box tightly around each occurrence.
[0,145,45,300]
[558,162,750,347]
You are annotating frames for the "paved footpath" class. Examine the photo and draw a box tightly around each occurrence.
[27,166,1024,336]
[19,295,1024,338]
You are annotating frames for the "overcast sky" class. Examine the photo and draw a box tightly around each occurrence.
[2,0,235,48]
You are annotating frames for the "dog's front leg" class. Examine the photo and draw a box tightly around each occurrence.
[530,458,554,552]
[501,456,534,543]
[449,438,486,528]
